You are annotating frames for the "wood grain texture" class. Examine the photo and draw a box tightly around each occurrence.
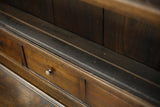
[0,65,62,107]
[53,0,103,44]
[0,3,159,84]
[24,46,81,99]
[123,18,160,70]
[0,52,86,107]
[80,78,86,102]
[104,10,160,70]
[0,25,157,107]
[81,0,160,26]
[0,31,22,64]
[86,82,132,107]
[104,9,126,53]
[3,0,54,23]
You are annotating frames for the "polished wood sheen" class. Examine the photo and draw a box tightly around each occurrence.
[2,0,160,70]
[104,11,160,70]
[81,0,160,26]
[86,82,131,107]
[0,31,22,64]
[0,52,86,107]
[24,46,82,99]
[123,18,160,70]
[3,0,54,23]
[0,12,158,106]
[0,2,159,107]
[53,0,103,44]
[0,64,62,107]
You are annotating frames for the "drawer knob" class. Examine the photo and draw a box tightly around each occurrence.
[45,69,52,75]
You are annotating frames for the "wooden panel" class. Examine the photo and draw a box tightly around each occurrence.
[0,32,22,64]
[104,10,126,53]
[53,0,103,44]
[86,82,131,107]
[24,46,81,99]
[123,18,160,70]
[77,0,160,27]
[3,0,54,23]
[104,10,160,70]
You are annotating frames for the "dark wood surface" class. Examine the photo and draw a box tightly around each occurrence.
[123,18,160,70]
[1,0,160,70]
[104,10,126,53]
[0,25,159,107]
[104,10,160,70]
[0,53,86,107]
[24,45,82,99]
[0,2,160,107]
[0,3,159,85]
[53,0,103,44]
[0,38,153,107]
[3,0,54,23]
[86,82,131,107]
[0,51,157,107]
[0,10,159,106]
[81,0,160,26]
[0,64,63,107]
[2,0,103,44]
[0,31,22,64]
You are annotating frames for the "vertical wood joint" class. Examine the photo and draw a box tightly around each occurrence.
[80,78,86,102]
[18,44,27,67]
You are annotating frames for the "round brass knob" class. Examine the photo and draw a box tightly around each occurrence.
[45,69,52,75]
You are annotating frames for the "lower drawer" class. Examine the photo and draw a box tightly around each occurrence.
[24,46,81,99]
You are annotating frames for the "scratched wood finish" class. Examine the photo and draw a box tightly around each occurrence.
[3,0,54,23]
[53,0,103,44]
[0,32,22,64]
[24,46,82,99]
[0,66,57,107]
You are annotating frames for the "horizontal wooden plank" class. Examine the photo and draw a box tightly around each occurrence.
[2,0,54,23]
[53,0,103,44]
[81,0,160,26]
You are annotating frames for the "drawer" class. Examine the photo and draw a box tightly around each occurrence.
[0,32,22,64]
[24,46,81,99]
[86,82,131,107]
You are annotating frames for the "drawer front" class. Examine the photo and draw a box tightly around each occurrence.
[0,33,22,64]
[24,46,81,99]
[86,82,131,107]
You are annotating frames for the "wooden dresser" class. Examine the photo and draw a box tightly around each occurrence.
[0,0,160,107]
